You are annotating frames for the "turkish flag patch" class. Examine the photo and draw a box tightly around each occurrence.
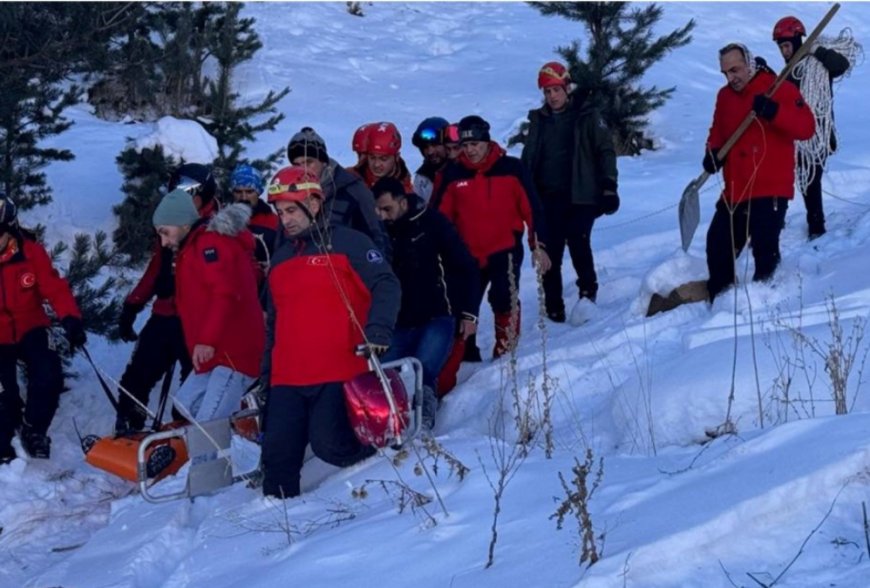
[203,247,218,263]
[19,272,36,288]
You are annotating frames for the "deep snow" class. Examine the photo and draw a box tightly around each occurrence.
[3,3,870,588]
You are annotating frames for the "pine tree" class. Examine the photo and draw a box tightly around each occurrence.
[528,2,694,155]
[0,3,135,208]
[197,3,289,191]
[113,145,178,264]
[51,232,124,338]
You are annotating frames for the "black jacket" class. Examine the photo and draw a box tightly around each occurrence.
[386,195,479,328]
[319,159,391,260]
[521,95,618,208]
[787,46,850,152]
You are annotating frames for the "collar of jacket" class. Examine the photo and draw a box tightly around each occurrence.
[387,194,426,234]
[458,141,505,173]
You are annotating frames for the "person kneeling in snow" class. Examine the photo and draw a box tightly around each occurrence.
[151,189,265,423]
[260,167,400,499]
[0,196,86,462]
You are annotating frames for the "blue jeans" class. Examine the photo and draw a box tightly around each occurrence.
[382,316,456,390]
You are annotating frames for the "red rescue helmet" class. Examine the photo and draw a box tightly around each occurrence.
[442,123,460,145]
[367,122,402,156]
[352,123,373,155]
[538,61,571,89]
[773,16,806,41]
[267,166,323,203]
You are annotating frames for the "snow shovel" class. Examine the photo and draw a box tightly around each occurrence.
[678,3,841,251]
[344,356,424,449]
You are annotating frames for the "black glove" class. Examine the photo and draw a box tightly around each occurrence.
[752,94,779,121]
[599,191,620,216]
[814,46,829,61]
[702,148,726,174]
[117,303,140,343]
[61,316,87,350]
[355,342,389,358]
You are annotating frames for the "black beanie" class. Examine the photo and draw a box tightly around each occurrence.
[287,127,329,164]
[457,115,491,143]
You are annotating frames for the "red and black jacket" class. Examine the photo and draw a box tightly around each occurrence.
[707,70,815,204]
[0,231,81,344]
[263,223,400,388]
[433,142,548,267]
[124,198,219,316]
[174,204,264,377]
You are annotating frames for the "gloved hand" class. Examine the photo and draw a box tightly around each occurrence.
[61,316,87,350]
[752,94,779,121]
[117,303,140,342]
[355,342,389,358]
[599,191,620,215]
[702,148,726,174]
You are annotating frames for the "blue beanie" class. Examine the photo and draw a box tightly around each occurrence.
[230,164,265,194]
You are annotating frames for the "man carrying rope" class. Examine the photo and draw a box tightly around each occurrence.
[773,16,856,240]
[702,43,815,302]
[260,167,401,500]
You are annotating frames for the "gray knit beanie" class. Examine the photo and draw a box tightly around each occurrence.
[153,189,200,227]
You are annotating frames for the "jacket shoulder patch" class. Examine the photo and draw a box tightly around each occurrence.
[366,249,384,264]
[203,247,219,263]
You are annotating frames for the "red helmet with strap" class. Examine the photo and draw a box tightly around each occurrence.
[538,61,571,89]
[352,123,373,154]
[773,16,806,41]
[267,166,323,203]
[367,122,402,156]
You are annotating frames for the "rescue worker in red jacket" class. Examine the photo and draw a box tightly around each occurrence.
[151,189,264,422]
[433,115,551,359]
[351,122,415,194]
[230,163,278,274]
[260,166,401,499]
[703,43,815,301]
[0,196,85,462]
[114,163,218,434]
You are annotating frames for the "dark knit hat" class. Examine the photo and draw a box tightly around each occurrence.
[153,189,200,227]
[287,127,329,164]
[457,115,491,143]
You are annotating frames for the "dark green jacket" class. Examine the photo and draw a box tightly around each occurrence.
[521,98,618,207]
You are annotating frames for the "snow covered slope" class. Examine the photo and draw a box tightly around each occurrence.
[4,3,870,588]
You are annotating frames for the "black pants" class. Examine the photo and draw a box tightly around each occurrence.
[261,382,375,498]
[117,314,192,428]
[0,327,64,448]
[706,197,786,301]
[542,201,598,312]
[803,162,825,235]
[477,237,525,315]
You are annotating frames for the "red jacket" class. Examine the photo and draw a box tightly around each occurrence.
[437,142,547,267]
[0,233,81,344]
[264,224,400,387]
[125,199,220,316]
[174,204,264,377]
[707,70,815,204]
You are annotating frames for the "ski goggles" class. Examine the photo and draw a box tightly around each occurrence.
[412,126,442,148]
[173,176,203,196]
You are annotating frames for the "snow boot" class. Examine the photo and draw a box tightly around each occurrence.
[493,305,521,359]
[20,426,51,459]
[569,297,597,326]
[437,337,465,397]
